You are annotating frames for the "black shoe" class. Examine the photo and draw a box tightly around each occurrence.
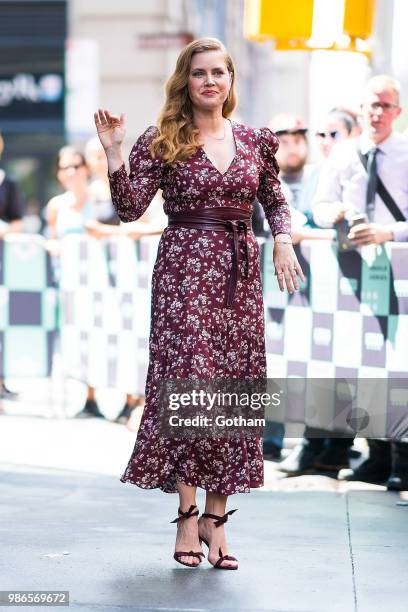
[386,475,408,491]
[315,447,349,472]
[348,448,362,460]
[114,402,134,425]
[263,440,282,460]
[390,441,408,491]
[74,399,105,419]
[337,458,390,484]
[0,384,18,400]
[279,444,316,475]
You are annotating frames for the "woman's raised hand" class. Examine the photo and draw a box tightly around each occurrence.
[94,108,126,151]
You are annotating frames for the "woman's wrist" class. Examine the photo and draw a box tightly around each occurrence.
[274,233,292,245]
[106,146,124,174]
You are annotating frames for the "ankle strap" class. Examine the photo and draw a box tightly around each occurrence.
[201,508,237,527]
[170,504,199,524]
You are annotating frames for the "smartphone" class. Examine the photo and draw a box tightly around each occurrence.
[335,213,368,252]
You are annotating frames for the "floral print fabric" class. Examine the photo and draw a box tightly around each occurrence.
[109,121,290,494]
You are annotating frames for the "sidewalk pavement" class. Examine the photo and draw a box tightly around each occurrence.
[1,393,408,611]
[1,462,407,612]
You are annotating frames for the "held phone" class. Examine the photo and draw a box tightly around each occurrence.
[335,212,368,252]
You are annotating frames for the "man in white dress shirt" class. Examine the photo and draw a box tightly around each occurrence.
[312,75,408,490]
[313,75,408,244]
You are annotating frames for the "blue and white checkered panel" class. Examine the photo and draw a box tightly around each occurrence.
[262,241,408,377]
[390,245,408,314]
[309,242,339,313]
[262,242,289,310]
[58,236,159,393]
[360,245,391,316]
[283,305,313,363]
[105,237,139,289]
[261,240,408,438]
[332,310,363,369]
[133,237,161,390]
[59,235,110,291]
[137,236,161,289]
[115,329,141,393]
[0,236,57,378]
[386,315,408,372]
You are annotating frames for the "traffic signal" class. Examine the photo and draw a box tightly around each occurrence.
[244,0,313,42]
[243,0,376,53]
[344,0,376,40]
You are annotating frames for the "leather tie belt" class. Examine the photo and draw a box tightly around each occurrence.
[167,207,252,307]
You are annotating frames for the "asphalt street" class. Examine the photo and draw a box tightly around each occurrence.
[1,465,407,612]
[0,385,407,612]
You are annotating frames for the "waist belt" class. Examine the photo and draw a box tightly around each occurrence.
[167,207,252,307]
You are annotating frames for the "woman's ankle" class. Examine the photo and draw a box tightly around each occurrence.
[178,503,198,513]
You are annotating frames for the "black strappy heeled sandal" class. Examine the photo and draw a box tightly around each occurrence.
[171,504,205,568]
[199,509,238,570]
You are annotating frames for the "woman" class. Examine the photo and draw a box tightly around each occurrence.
[46,147,94,240]
[95,38,304,570]
[314,109,357,159]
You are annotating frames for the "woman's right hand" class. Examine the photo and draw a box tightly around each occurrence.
[94,108,126,152]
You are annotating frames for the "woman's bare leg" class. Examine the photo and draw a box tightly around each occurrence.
[174,481,203,566]
[198,492,238,569]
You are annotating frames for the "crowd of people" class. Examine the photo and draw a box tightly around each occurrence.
[0,72,407,490]
[0,131,166,423]
[258,74,408,492]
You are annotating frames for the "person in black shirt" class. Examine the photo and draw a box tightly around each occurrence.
[0,132,24,235]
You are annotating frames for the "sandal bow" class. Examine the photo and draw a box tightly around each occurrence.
[170,504,199,524]
[201,508,237,527]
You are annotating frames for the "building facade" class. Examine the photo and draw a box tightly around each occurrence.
[0,0,403,211]
[0,0,66,212]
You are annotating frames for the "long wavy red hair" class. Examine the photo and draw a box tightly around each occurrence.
[150,38,237,164]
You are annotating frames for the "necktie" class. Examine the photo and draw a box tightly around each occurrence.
[290,183,301,210]
[365,147,379,222]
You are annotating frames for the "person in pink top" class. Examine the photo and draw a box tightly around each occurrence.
[94,37,303,570]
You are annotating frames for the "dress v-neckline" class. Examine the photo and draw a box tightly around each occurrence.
[200,119,238,178]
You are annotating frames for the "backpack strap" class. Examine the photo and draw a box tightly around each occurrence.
[357,149,405,222]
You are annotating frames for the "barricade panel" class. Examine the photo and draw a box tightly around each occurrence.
[0,235,58,378]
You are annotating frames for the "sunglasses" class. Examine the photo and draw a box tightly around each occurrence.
[315,131,338,139]
[58,163,85,171]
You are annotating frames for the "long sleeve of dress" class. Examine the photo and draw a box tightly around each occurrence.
[108,126,164,222]
[256,127,291,237]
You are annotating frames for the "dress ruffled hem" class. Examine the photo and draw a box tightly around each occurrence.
[119,473,264,495]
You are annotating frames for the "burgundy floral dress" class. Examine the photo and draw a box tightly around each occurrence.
[109,121,290,495]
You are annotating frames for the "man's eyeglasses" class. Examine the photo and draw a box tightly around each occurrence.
[315,131,338,139]
[58,163,85,171]
[368,101,399,112]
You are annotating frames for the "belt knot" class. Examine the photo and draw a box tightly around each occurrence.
[167,208,252,307]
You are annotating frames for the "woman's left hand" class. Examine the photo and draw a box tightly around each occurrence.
[273,243,305,293]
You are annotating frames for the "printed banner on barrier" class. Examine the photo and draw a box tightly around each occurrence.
[58,234,160,393]
[262,241,408,380]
